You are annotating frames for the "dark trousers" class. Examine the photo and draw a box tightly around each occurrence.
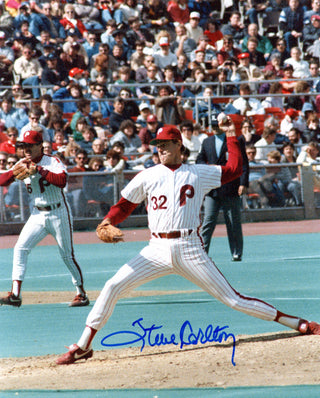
[201,195,243,257]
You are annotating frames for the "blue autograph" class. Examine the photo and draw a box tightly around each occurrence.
[101,318,236,366]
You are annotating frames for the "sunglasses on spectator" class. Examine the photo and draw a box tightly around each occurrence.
[8,133,18,137]
[7,160,16,165]
[76,156,86,160]
[0,158,6,163]
[30,116,40,121]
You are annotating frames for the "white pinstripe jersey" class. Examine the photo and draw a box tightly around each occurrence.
[23,155,67,207]
[121,163,222,232]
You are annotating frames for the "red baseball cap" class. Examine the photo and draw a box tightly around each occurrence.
[22,130,43,144]
[150,125,182,145]
[237,52,250,59]
[147,114,158,123]
[285,108,299,119]
[69,67,84,78]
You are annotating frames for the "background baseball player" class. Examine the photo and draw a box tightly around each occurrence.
[57,122,320,365]
[0,130,89,307]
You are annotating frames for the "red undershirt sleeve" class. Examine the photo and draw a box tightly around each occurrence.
[104,197,139,225]
[221,136,243,185]
[0,170,15,186]
[37,166,67,188]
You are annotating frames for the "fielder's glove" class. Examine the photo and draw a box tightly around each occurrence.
[13,160,37,180]
[96,219,124,243]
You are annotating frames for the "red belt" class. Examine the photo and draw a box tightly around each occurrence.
[152,230,193,239]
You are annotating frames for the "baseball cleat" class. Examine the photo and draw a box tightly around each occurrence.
[56,344,93,365]
[0,292,22,307]
[69,294,89,307]
[299,321,320,335]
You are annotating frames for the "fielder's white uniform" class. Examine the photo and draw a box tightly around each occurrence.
[85,160,277,331]
[12,155,85,287]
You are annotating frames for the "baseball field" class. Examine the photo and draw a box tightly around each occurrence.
[1,220,320,397]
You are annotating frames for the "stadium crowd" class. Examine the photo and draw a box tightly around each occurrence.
[1,0,320,216]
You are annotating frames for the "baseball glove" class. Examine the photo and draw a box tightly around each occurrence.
[96,219,124,243]
[12,160,37,180]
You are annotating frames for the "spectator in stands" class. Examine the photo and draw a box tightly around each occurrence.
[67,148,89,217]
[90,138,107,156]
[236,52,263,92]
[59,4,87,39]
[185,11,203,43]
[280,108,300,136]
[221,11,246,46]
[308,59,320,93]
[155,85,185,125]
[189,48,218,81]
[243,0,269,26]
[271,38,290,67]
[52,82,84,114]
[304,113,320,142]
[119,88,140,118]
[90,83,113,118]
[120,0,142,25]
[19,106,51,142]
[74,0,103,31]
[279,0,304,52]
[280,64,297,96]
[137,63,161,99]
[110,29,132,62]
[126,16,154,50]
[70,99,92,137]
[138,114,161,151]
[41,52,69,93]
[255,127,277,162]
[0,127,18,154]
[136,102,152,129]
[111,65,137,97]
[129,40,146,73]
[192,85,222,124]
[64,141,81,165]
[60,42,87,76]
[0,4,13,38]
[108,97,132,134]
[304,0,320,24]
[284,47,311,79]
[297,140,320,165]
[180,120,201,164]
[303,14,320,51]
[287,127,306,154]
[0,96,28,129]
[13,43,42,99]
[203,18,223,49]
[144,147,160,168]
[110,119,142,153]
[43,140,53,155]
[83,32,100,64]
[6,154,18,170]
[90,53,114,84]
[171,24,197,62]
[0,151,7,170]
[51,130,67,153]
[79,126,96,152]
[232,83,265,116]
[153,36,178,71]
[216,35,241,66]
[141,0,172,34]
[246,144,266,182]
[242,23,273,61]
[263,53,285,78]
[241,118,260,145]
[261,81,285,110]
[246,37,266,67]
[39,3,66,44]
[135,54,156,82]
[167,0,190,25]
[98,0,123,27]
[281,142,298,176]
[0,31,14,84]
[82,156,114,214]
[176,53,190,80]
[91,111,110,141]
[111,43,128,68]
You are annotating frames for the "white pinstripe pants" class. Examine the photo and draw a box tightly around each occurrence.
[86,232,277,330]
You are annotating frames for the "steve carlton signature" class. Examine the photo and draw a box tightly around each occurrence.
[101,318,236,366]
